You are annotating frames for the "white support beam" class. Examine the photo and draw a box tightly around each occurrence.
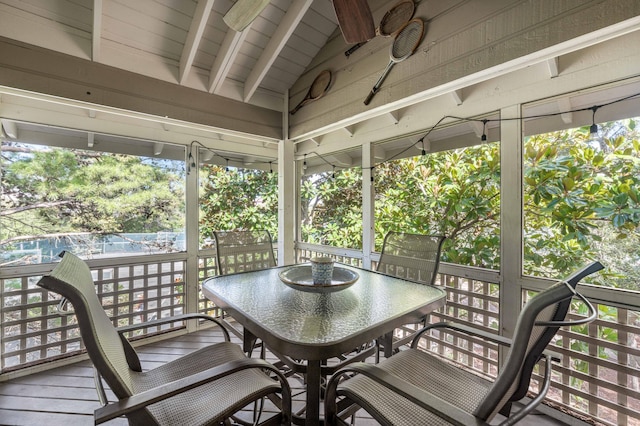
[340,126,354,137]
[383,110,400,125]
[450,89,464,106]
[1,119,18,139]
[243,0,313,102]
[153,142,164,155]
[278,91,295,265]
[362,142,374,269]
[469,120,484,139]
[546,57,559,78]
[310,137,322,146]
[415,137,430,153]
[88,109,97,118]
[557,97,573,124]
[87,132,95,147]
[92,0,103,62]
[326,152,353,167]
[373,145,386,160]
[209,26,249,94]
[500,104,524,350]
[179,0,215,85]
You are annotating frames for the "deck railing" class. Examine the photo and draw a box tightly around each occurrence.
[0,253,188,373]
[1,246,639,425]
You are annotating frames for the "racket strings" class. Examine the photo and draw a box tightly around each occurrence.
[380,3,414,36]
[309,72,331,98]
[391,21,423,59]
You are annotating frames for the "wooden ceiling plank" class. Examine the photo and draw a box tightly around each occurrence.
[179,0,215,85]
[243,0,314,102]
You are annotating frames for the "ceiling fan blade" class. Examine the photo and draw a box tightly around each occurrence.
[223,0,271,32]
[332,0,375,44]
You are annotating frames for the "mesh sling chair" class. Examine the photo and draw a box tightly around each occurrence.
[37,251,292,426]
[214,230,277,276]
[213,230,277,354]
[326,261,603,426]
[376,232,446,356]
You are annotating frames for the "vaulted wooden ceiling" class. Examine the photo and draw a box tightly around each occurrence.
[0,0,344,111]
[1,0,640,173]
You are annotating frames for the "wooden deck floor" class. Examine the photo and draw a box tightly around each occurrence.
[0,326,572,426]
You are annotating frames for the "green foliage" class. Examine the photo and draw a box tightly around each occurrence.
[1,143,185,244]
[300,169,363,249]
[199,166,278,244]
[523,120,640,289]
[375,143,501,268]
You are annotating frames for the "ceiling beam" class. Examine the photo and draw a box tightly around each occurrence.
[209,26,249,94]
[92,0,103,62]
[243,0,313,102]
[180,0,215,85]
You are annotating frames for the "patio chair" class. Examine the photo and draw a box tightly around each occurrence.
[325,261,603,426]
[213,230,277,275]
[213,230,277,353]
[376,232,446,355]
[37,251,291,426]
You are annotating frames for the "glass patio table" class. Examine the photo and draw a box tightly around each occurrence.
[202,263,446,426]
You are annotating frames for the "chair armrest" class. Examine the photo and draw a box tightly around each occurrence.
[499,352,557,426]
[94,357,289,424]
[411,322,512,349]
[327,363,488,426]
[116,313,230,341]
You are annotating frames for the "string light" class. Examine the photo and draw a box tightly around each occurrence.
[590,106,599,135]
[481,119,488,142]
[421,138,426,156]
[303,153,307,170]
[185,140,276,175]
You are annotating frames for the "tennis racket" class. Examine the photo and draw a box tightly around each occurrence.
[364,19,424,106]
[290,70,332,115]
[345,0,415,57]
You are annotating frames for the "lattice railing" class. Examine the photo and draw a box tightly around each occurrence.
[1,255,187,372]
[2,246,640,426]
[198,252,221,316]
[539,300,640,426]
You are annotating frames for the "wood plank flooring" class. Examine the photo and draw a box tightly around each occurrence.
[0,326,571,426]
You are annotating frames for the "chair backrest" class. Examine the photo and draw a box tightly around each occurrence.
[36,252,141,401]
[213,230,276,275]
[475,261,604,421]
[376,232,446,285]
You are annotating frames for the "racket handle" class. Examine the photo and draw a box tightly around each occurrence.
[289,104,301,115]
[364,89,377,105]
[345,41,367,57]
[289,99,306,115]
